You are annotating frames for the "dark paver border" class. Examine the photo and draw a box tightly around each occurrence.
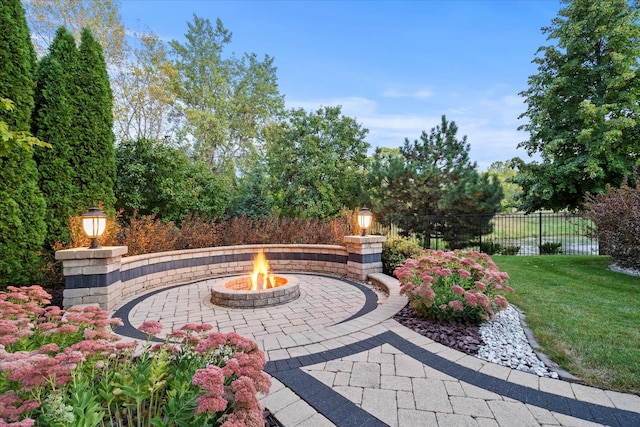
[112,273,378,343]
[265,331,639,427]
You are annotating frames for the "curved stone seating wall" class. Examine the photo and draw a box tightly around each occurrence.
[56,236,386,311]
[119,244,349,306]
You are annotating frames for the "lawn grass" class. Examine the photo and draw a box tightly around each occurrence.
[488,213,594,239]
[492,255,640,395]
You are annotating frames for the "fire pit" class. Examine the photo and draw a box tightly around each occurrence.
[210,251,300,308]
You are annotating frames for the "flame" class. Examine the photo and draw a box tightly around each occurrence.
[249,251,276,291]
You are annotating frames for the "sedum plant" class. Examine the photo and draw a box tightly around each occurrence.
[395,249,514,323]
[0,286,270,427]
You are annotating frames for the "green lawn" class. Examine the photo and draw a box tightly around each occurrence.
[493,255,640,395]
[488,213,594,239]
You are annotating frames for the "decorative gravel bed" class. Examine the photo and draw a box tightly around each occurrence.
[394,304,559,378]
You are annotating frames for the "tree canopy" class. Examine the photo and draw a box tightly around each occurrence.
[169,16,284,186]
[266,106,369,219]
[115,138,227,224]
[368,116,503,248]
[25,0,126,65]
[516,0,640,212]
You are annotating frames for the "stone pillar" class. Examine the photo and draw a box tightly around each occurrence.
[343,235,387,282]
[55,246,128,310]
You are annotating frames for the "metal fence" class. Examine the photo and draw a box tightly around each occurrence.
[371,212,599,255]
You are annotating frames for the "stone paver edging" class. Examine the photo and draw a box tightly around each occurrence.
[111,272,640,427]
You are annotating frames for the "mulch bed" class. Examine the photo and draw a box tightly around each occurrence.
[393,305,484,356]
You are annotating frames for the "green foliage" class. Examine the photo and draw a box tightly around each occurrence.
[115,138,228,224]
[169,16,285,186]
[267,106,370,219]
[1,98,50,156]
[368,116,503,248]
[479,241,502,255]
[32,52,76,247]
[395,250,514,323]
[539,241,563,255]
[516,0,640,212]
[0,286,271,425]
[500,245,521,256]
[226,161,274,218]
[73,28,116,213]
[0,0,37,129]
[381,236,422,276]
[486,161,520,212]
[0,0,47,287]
[583,171,640,270]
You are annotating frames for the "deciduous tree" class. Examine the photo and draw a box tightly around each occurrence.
[516,0,640,212]
[112,31,176,142]
[266,106,369,219]
[169,16,284,186]
[115,138,227,223]
[24,0,126,65]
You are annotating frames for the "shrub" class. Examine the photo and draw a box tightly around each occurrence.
[479,241,502,255]
[0,286,270,426]
[583,171,640,270]
[395,249,514,323]
[500,245,521,256]
[382,236,422,276]
[539,241,562,255]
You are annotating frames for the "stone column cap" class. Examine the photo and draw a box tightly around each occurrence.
[55,246,128,260]
[343,235,387,244]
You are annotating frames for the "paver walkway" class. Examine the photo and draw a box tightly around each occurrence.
[112,273,640,427]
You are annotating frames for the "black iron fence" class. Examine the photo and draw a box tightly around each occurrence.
[371,212,599,256]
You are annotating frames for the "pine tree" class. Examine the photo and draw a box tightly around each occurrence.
[32,53,75,247]
[368,116,503,249]
[0,0,47,286]
[73,28,116,213]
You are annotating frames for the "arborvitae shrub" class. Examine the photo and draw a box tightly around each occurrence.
[583,171,640,271]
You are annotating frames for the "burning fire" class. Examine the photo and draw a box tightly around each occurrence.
[249,251,277,291]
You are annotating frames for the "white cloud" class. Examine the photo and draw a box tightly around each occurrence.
[286,96,378,117]
[285,89,539,171]
[382,89,434,99]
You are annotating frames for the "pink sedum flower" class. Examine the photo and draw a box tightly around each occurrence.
[451,285,465,296]
[138,320,163,336]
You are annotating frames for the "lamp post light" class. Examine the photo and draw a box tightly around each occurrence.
[81,206,107,249]
[357,206,373,236]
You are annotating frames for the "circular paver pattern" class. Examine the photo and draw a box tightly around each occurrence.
[124,273,376,341]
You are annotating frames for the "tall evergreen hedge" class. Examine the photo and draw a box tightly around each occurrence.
[74,28,116,213]
[0,0,47,286]
[32,53,75,247]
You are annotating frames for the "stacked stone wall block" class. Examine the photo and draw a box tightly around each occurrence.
[58,242,382,311]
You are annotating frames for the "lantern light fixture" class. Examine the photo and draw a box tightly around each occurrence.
[81,205,107,249]
[357,206,373,236]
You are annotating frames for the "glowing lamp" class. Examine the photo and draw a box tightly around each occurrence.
[81,206,107,249]
[357,206,373,236]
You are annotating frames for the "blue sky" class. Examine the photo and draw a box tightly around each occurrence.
[119,0,562,170]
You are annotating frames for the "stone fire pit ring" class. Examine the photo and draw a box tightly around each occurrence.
[210,274,300,308]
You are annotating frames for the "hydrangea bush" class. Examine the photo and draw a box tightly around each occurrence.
[395,249,514,323]
[0,286,270,427]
